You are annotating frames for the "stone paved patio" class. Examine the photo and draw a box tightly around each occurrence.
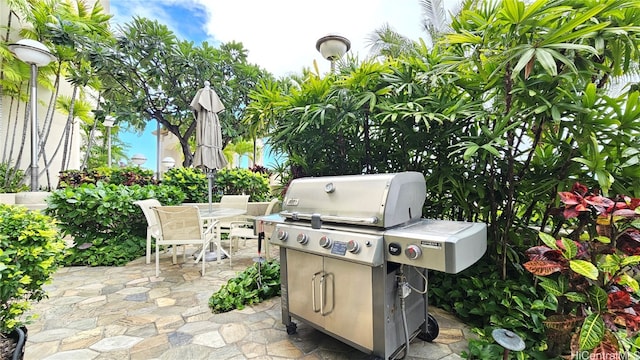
[23,243,474,360]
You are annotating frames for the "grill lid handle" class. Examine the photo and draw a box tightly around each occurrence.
[281,211,379,226]
[311,213,322,229]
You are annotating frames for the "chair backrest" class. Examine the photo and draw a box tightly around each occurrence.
[152,206,203,241]
[264,198,280,215]
[134,199,162,228]
[219,195,250,210]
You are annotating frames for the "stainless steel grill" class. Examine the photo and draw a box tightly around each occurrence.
[263,172,487,359]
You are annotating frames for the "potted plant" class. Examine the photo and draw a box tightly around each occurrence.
[523,182,640,358]
[0,204,65,359]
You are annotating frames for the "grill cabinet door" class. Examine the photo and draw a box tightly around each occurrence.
[286,250,325,327]
[323,257,374,350]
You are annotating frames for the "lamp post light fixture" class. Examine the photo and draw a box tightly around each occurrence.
[8,39,56,191]
[103,116,115,168]
[161,157,176,170]
[131,153,147,167]
[315,34,351,73]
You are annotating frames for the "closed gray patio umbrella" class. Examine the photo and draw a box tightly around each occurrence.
[191,81,228,210]
[190,81,228,261]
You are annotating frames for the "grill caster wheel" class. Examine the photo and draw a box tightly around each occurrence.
[286,323,297,335]
[418,314,439,342]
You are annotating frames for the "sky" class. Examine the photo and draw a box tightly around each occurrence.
[108,0,460,170]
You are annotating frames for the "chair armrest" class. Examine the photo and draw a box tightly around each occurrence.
[203,219,219,236]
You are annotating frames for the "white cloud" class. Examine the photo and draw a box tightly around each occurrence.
[194,0,427,77]
[110,0,464,77]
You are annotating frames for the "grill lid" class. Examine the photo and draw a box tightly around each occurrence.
[281,172,426,228]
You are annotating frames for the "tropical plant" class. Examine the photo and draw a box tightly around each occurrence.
[162,167,208,203]
[523,182,640,357]
[0,204,65,333]
[209,259,280,313]
[163,167,272,203]
[87,17,271,167]
[3,0,113,188]
[0,162,28,193]
[214,168,271,202]
[57,166,156,188]
[45,182,185,266]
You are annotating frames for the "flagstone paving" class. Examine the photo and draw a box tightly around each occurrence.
[24,244,475,360]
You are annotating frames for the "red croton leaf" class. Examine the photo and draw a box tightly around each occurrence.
[572,182,589,196]
[617,230,640,255]
[608,290,632,309]
[589,331,620,358]
[585,195,615,215]
[523,260,563,276]
[525,246,553,261]
[611,310,640,333]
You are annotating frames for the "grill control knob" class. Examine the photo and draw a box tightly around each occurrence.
[405,244,422,260]
[347,240,360,254]
[277,230,288,241]
[296,233,309,245]
[319,236,332,248]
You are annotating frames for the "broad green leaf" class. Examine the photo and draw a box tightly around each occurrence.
[579,313,604,351]
[560,237,577,259]
[570,260,599,280]
[539,232,558,249]
[621,255,640,267]
[587,286,607,312]
[598,254,620,275]
[616,274,639,293]
[565,291,588,303]
[539,277,563,296]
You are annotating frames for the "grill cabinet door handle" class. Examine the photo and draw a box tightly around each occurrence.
[319,274,325,316]
[311,271,323,313]
[320,273,334,316]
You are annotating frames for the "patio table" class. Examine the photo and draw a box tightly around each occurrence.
[198,207,247,262]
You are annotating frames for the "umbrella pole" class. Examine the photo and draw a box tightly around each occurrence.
[208,175,213,213]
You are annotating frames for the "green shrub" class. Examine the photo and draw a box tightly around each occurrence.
[0,162,28,193]
[0,204,65,333]
[215,168,271,202]
[162,167,208,203]
[429,259,550,358]
[45,182,185,266]
[57,166,156,188]
[209,259,280,313]
[163,167,272,203]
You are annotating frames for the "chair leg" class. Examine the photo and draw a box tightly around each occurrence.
[156,243,160,277]
[146,233,151,264]
[201,246,206,276]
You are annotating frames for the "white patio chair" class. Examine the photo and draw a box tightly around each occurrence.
[152,205,219,277]
[217,194,250,235]
[229,198,280,259]
[133,199,162,264]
